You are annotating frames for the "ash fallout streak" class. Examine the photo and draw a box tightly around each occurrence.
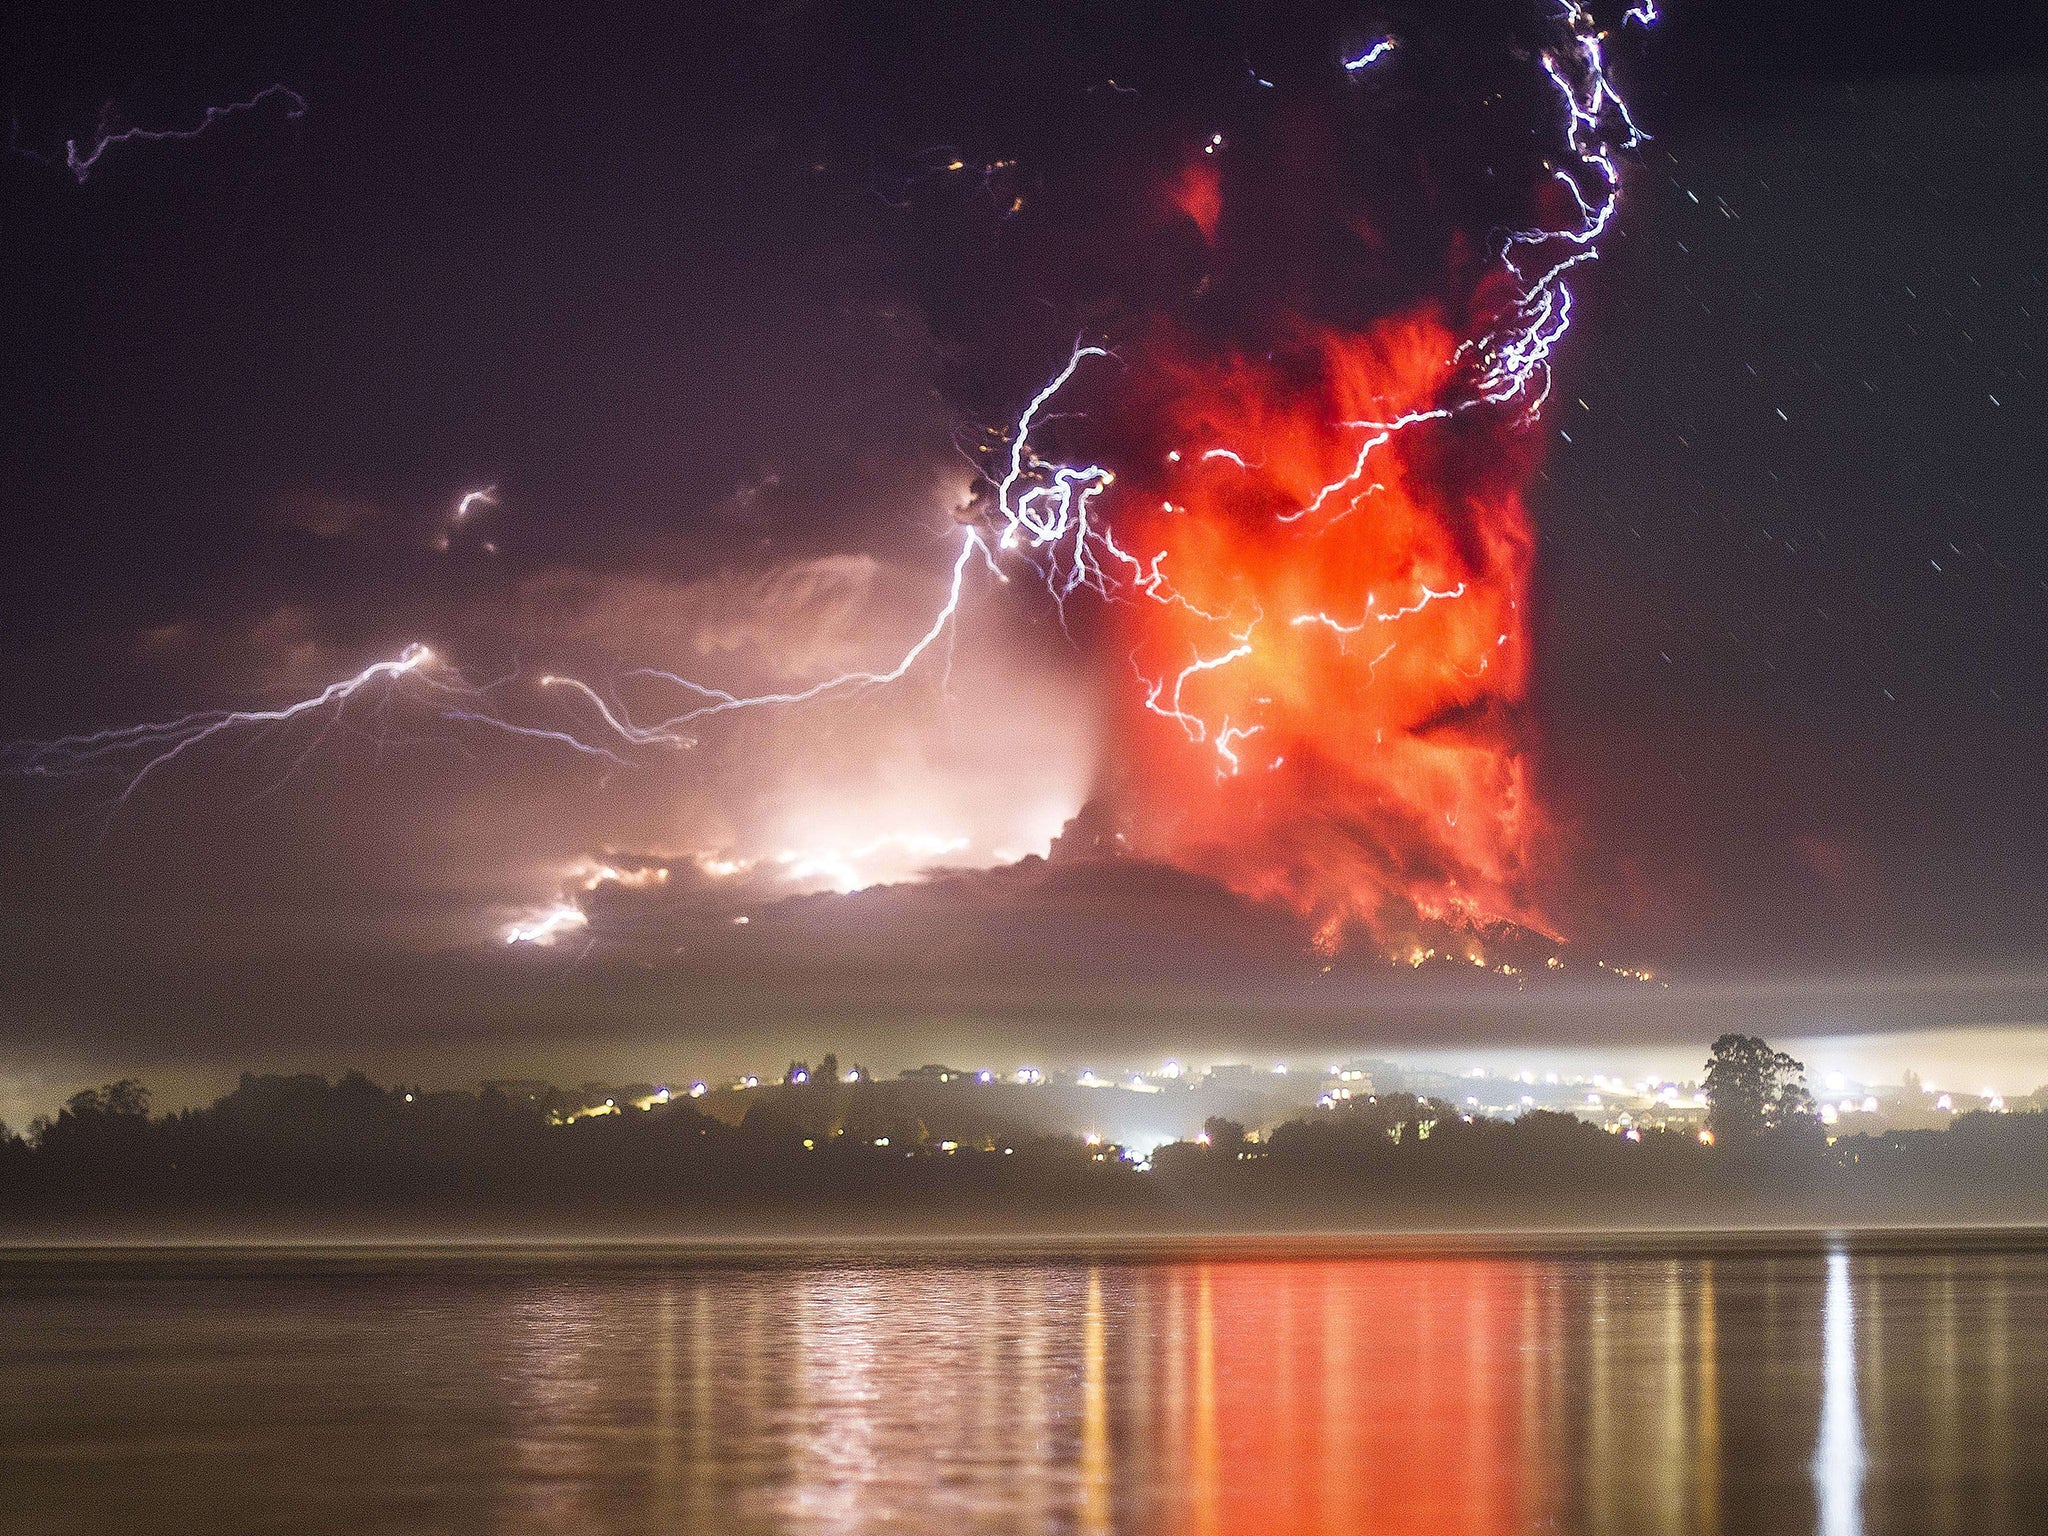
[5,2,1660,967]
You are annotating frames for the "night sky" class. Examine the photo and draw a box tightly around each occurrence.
[4,0,2047,1120]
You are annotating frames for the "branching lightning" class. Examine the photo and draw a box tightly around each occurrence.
[536,527,1004,747]
[58,84,306,183]
[3,643,624,825]
[8,4,1657,957]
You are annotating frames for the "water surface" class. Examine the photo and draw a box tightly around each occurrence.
[4,1235,2044,1534]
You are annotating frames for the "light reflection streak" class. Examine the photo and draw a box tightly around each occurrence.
[1318,1264,1349,1536]
[1658,1260,1685,1536]
[1518,1266,1548,1517]
[785,1271,892,1534]
[296,1247,2042,1533]
[1080,1267,1111,1536]
[498,1286,608,1530]
[1587,1266,1616,1536]
[1985,1254,2013,1532]
[1270,1269,1302,1533]
[1192,1266,1219,1536]
[1696,1259,1720,1536]
[487,1248,2040,1535]
[1016,1276,1053,1535]
[1814,1249,1866,1536]
[652,1282,679,1509]
[1930,1256,1961,1535]
[689,1283,714,1527]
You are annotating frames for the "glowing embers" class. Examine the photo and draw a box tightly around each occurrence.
[1108,313,1550,945]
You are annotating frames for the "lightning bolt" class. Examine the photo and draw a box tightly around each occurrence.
[1342,38,1400,71]
[1290,581,1470,639]
[538,527,1004,747]
[3,643,627,831]
[9,4,1656,908]
[61,85,306,183]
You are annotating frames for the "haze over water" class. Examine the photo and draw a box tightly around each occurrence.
[4,1238,2044,1534]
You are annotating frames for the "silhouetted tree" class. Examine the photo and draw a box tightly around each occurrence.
[81,1079,151,1118]
[11,1054,2048,1232]
[738,1099,806,1150]
[34,1079,155,1168]
[1704,1035,1815,1141]
[1203,1116,1247,1154]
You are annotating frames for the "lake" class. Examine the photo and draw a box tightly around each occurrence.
[3,1235,2044,1533]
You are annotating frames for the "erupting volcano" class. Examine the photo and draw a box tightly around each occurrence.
[950,3,1649,956]
[3,1,1655,967]
[1104,310,1550,952]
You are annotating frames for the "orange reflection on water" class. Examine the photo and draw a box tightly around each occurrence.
[1149,1258,1547,1535]
[475,1247,2006,1535]
[19,1243,2048,1536]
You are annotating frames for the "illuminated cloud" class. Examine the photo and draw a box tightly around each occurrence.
[7,0,2045,1123]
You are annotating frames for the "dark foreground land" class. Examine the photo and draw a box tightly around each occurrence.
[7,1071,2048,1240]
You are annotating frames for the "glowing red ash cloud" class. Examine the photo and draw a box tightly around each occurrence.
[6,3,1653,965]
[1104,309,1550,953]
[968,0,1656,957]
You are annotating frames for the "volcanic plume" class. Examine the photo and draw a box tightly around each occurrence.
[905,5,1648,955]
[1103,309,1550,952]
[1,1,1645,972]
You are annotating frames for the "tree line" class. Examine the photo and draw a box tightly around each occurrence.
[3,1035,2045,1234]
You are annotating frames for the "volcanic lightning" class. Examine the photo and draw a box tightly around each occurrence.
[8,2,1658,958]
[1342,37,1401,72]
[56,84,307,183]
[2,642,624,826]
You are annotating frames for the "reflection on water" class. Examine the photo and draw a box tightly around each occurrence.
[5,1237,2048,1534]
[1816,1250,1863,1536]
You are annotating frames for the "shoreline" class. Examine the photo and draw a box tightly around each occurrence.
[7,1220,2048,1261]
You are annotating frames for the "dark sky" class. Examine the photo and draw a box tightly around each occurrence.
[4,0,2047,1119]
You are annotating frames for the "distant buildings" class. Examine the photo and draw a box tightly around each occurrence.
[506,1054,2046,1154]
